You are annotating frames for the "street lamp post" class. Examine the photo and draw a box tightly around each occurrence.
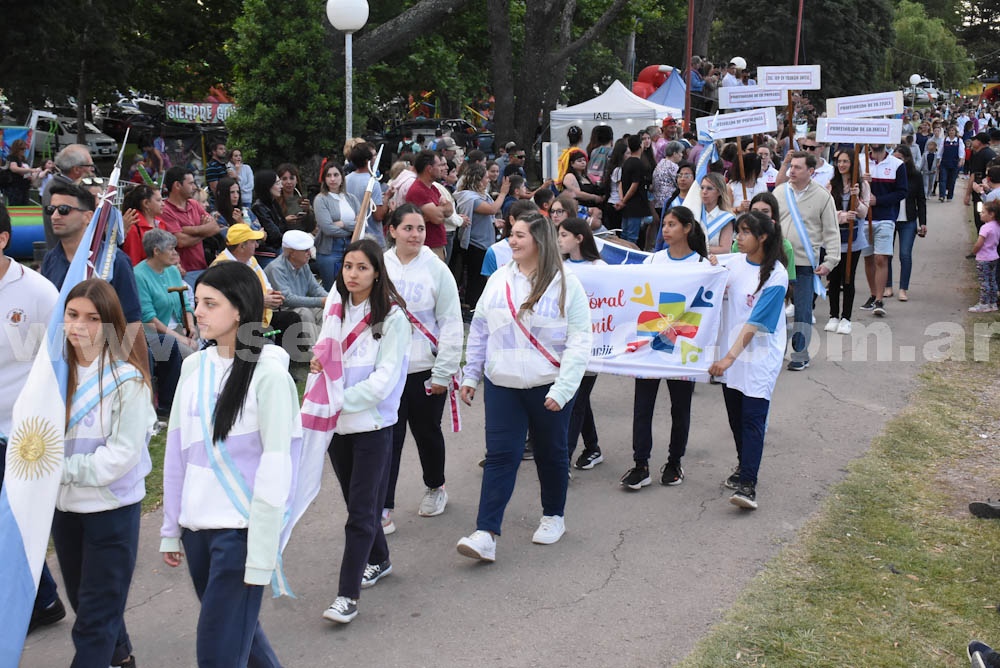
[909,73,921,109]
[326,0,369,145]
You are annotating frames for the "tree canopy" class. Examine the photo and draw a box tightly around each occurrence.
[889,0,973,90]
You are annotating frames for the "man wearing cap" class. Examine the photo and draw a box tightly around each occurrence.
[965,132,997,230]
[722,58,745,87]
[495,141,517,176]
[438,136,458,162]
[264,230,327,352]
[211,223,304,360]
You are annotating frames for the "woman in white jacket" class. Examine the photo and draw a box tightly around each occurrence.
[381,204,464,532]
[457,213,591,562]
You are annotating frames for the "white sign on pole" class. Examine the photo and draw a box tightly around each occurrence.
[816,118,903,145]
[756,65,821,90]
[826,91,904,119]
[541,142,560,181]
[718,86,788,109]
[696,108,778,140]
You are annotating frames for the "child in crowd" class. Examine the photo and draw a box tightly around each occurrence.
[622,206,710,490]
[970,200,1000,313]
[709,211,788,510]
[556,216,607,470]
[57,279,155,668]
[161,262,300,665]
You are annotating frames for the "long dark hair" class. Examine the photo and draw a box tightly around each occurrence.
[335,239,407,334]
[64,279,152,424]
[557,217,602,262]
[749,191,781,223]
[736,211,787,295]
[121,184,157,218]
[666,205,708,258]
[385,203,422,248]
[254,169,279,205]
[829,150,855,209]
[215,176,240,224]
[196,262,265,443]
[893,145,921,181]
[601,139,630,194]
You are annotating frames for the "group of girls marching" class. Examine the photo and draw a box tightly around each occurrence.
[51,200,787,666]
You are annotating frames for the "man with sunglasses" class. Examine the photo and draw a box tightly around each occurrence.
[41,145,95,249]
[502,146,527,179]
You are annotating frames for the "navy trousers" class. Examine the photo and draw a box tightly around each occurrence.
[721,384,771,485]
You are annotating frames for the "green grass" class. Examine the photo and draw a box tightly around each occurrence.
[678,323,1000,667]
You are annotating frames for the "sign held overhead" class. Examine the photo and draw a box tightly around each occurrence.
[826,91,904,118]
[816,118,903,145]
[718,86,788,109]
[696,108,778,140]
[756,65,821,90]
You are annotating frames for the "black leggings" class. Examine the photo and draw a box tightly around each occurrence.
[827,250,862,320]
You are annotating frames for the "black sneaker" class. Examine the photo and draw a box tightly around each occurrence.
[361,559,392,589]
[872,300,886,317]
[113,656,137,668]
[860,296,877,311]
[660,461,684,486]
[786,359,809,371]
[724,467,741,490]
[970,500,1000,519]
[522,440,534,460]
[730,482,758,510]
[575,448,604,470]
[28,597,66,634]
[969,640,1000,668]
[323,596,358,624]
[620,465,651,490]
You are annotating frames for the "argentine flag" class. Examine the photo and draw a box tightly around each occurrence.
[681,122,721,229]
[0,189,123,665]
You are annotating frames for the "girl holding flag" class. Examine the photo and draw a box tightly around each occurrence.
[457,214,591,561]
[56,278,155,668]
[160,261,300,666]
[382,204,464,530]
[709,211,788,510]
[311,239,411,625]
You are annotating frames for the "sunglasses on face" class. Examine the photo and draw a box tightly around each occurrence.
[81,176,106,186]
[801,145,818,150]
[550,207,566,214]
[45,204,89,216]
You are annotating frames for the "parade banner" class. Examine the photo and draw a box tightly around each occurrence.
[0,127,30,160]
[718,86,788,109]
[816,117,903,145]
[696,107,777,140]
[571,263,729,381]
[165,101,236,124]
[826,91,904,119]
[756,65,821,90]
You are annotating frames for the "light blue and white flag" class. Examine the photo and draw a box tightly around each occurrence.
[0,142,125,665]
[681,121,721,230]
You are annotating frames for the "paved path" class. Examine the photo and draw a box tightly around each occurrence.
[22,198,974,667]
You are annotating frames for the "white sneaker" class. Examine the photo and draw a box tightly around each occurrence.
[418,486,448,517]
[811,314,816,324]
[531,515,566,545]
[969,303,991,313]
[381,509,396,535]
[823,317,839,332]
[456,530,496,562]
[785,303,795,318]
[836,318,852,335]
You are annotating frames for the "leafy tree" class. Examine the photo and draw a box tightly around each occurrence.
[889,0,973,91]
[957,0,1000,79]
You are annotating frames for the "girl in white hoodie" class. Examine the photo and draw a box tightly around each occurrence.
[457,213,591,562]
[57,279,154,668]
[382,204,463,530]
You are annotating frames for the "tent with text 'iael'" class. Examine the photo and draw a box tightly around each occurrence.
[549,80,680,144]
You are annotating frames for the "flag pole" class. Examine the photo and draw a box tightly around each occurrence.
[87,129,129,279]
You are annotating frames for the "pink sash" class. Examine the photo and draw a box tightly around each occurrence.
[504,282,561,368]
[401,307,462,432]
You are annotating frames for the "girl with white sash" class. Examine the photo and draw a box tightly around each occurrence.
[382,204,463,532]
[56,279,155,668]
[161,262,300,666]
[700,172,736,255]
[457,213,591,562]
[314,239,411,625]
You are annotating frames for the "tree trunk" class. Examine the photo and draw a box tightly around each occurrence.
[487,0,516,146]
[692,0,719,59]
[352,0,474,70]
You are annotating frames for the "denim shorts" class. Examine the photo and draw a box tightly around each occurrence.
[860,220,894,256]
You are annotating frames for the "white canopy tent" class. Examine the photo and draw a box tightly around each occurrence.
[549,80,681,144]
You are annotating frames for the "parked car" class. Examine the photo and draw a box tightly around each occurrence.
[382,118,480,153]
[98,108,159,142]
[902,87,932,105]
[32,117,119,159]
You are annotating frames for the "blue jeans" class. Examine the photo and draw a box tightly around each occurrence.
[722,385,771,485]
[477,379,572,535]
[886,220,917,290]
[939,166,958,200]
[181,528,281,668]
[621,216,643,245]
[315,238,350,290]
[52,503,140,667]
[790,264,815,364]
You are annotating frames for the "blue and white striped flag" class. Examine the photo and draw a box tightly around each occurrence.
[681,122,721,225]
[0,171,123,665]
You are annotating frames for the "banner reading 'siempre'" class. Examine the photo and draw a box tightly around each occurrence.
[571,263,729,381]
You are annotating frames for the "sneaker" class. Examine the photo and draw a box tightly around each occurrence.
[872,301,886,317]
[836,318,852,335]
[786,359,809,371]
[532,515,566,544]
[823,317,839,332]
[522,441,534,460]
[723,467,741,490]
[969,500,1000,519]
[969,303,992,313]
[575,448,604,470]
[477,454,486,468]
[660,461,684,486]
[381,510,396,536]
[456,530,496,562]
[418,486,448,517]
[729,482,758,510]
[811,314,816,324]
[112,656,137,668]
[360,560,392,589]
[859,296,876,311]
[968,640,1000,668]
[784,303,795,318]
[322,596,358,624]
[620,465,651,490]
[28,597,66,634]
